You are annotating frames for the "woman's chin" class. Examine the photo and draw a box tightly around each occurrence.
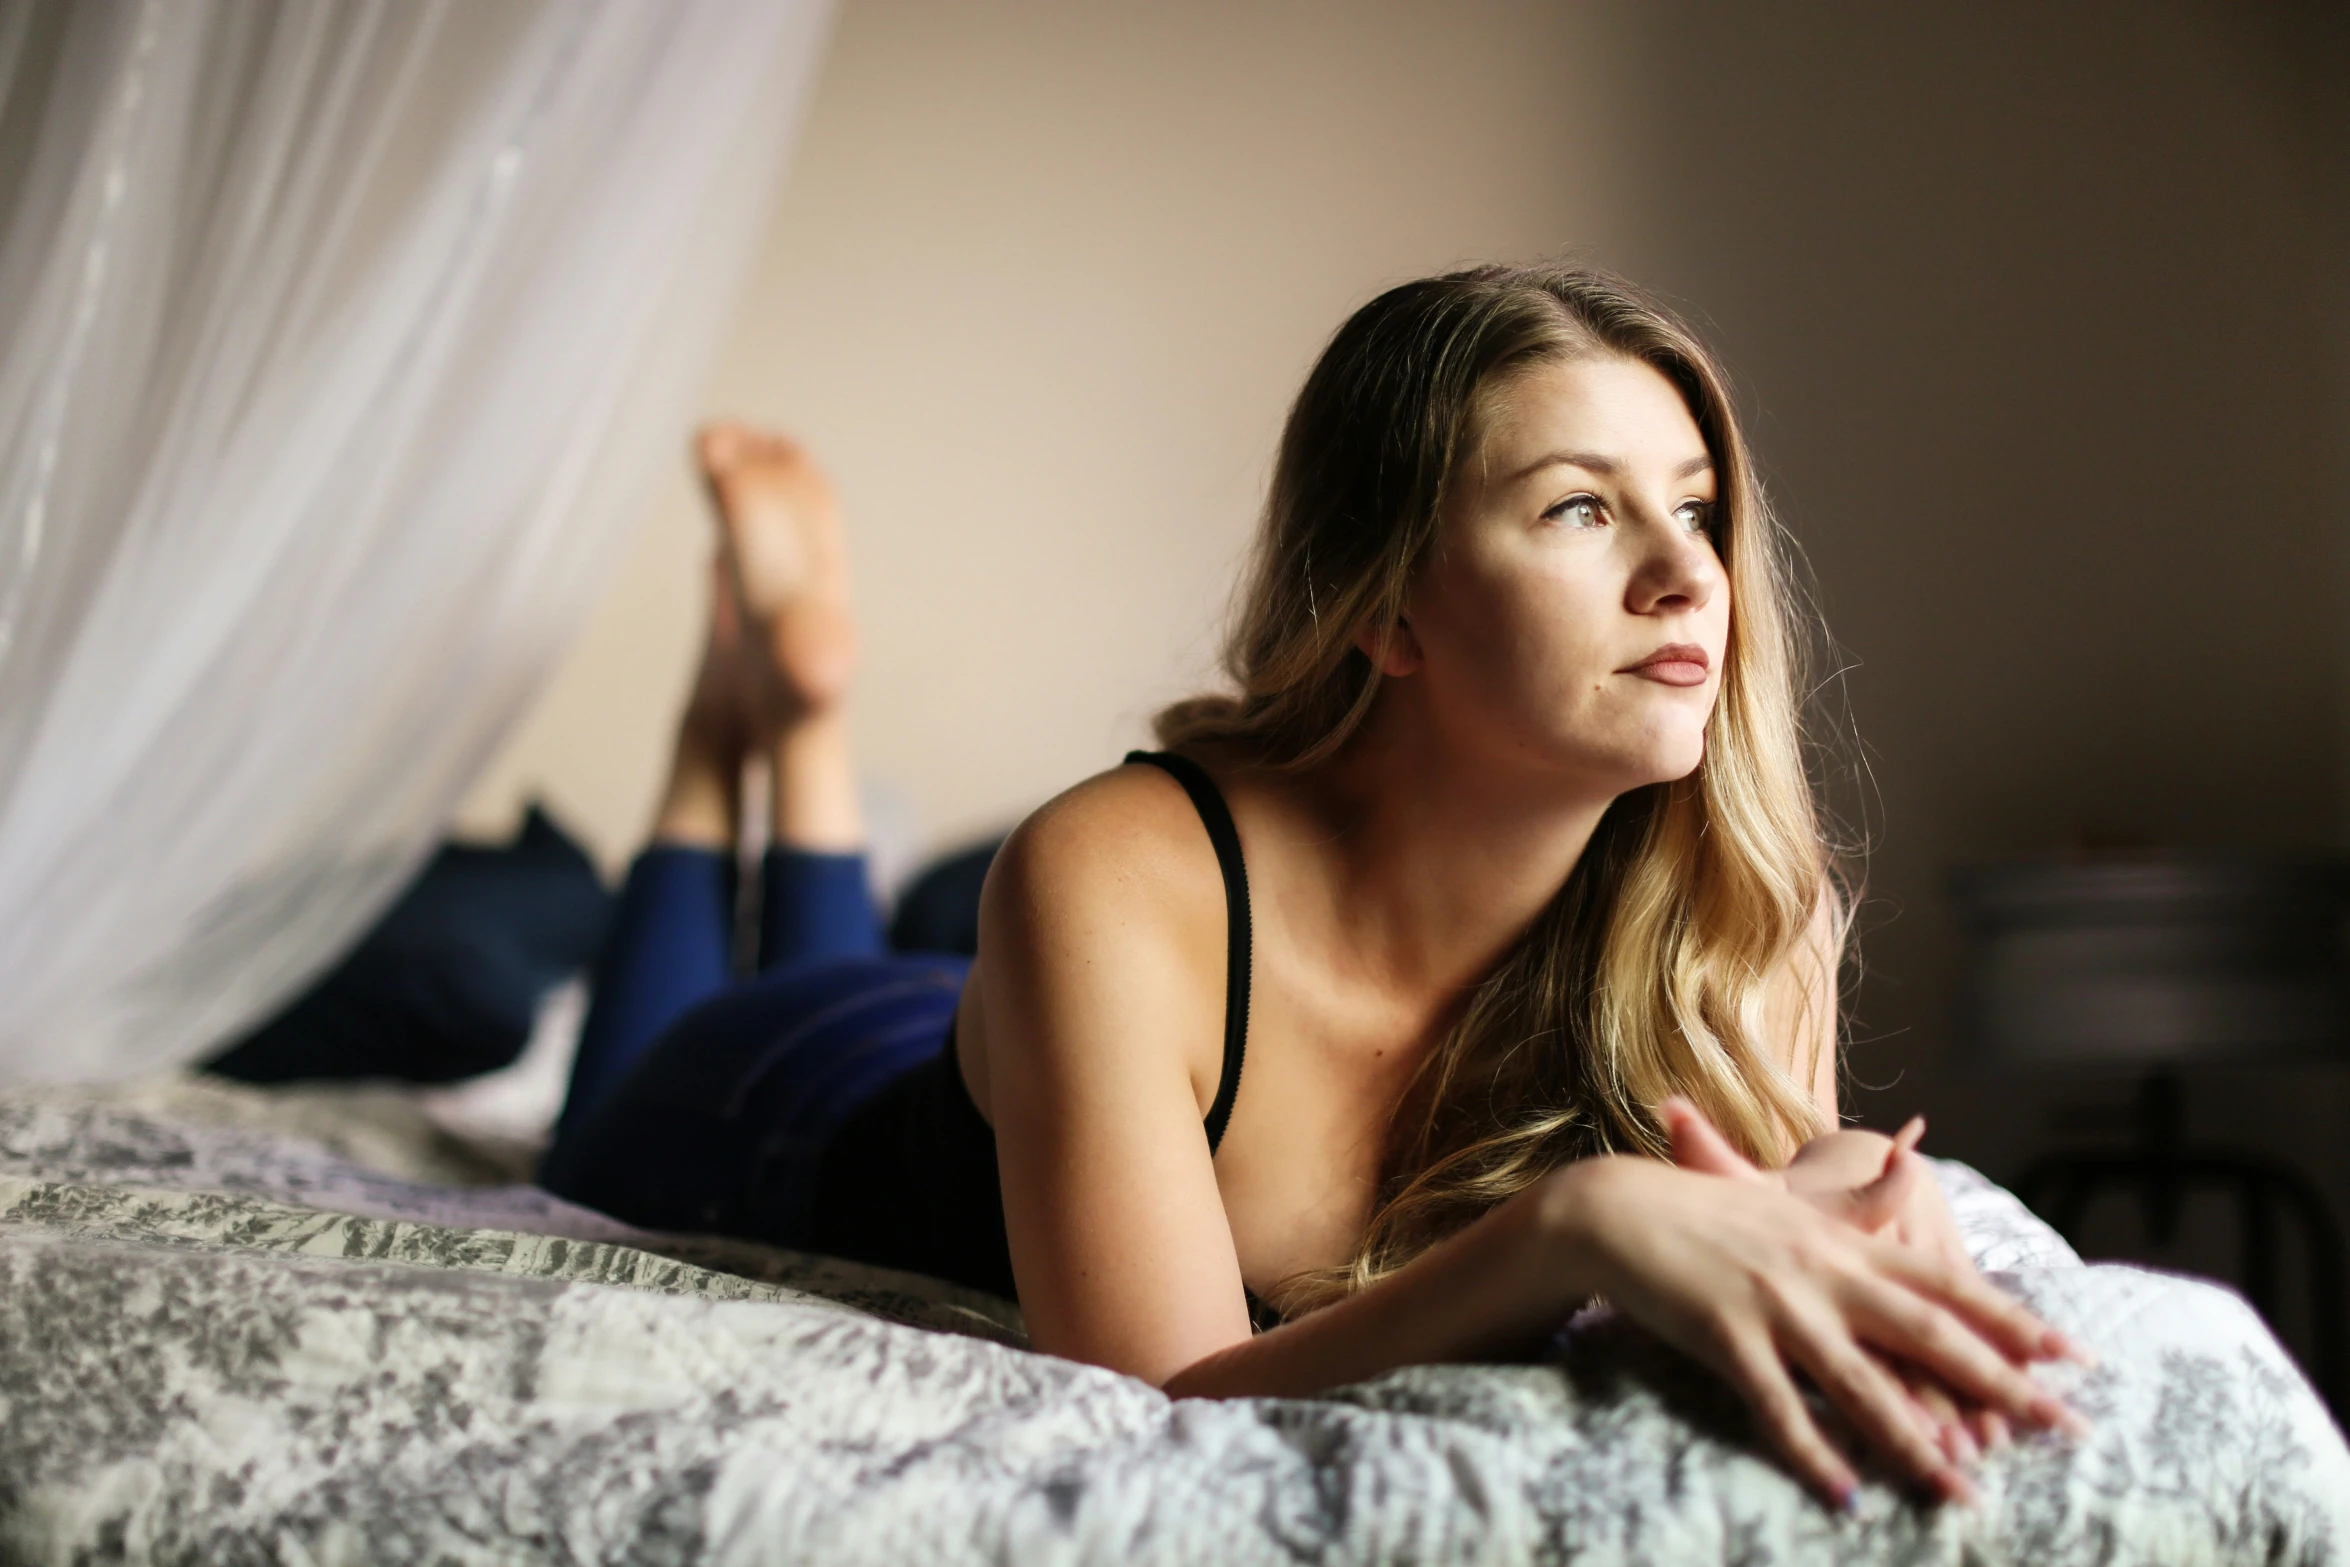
[1526,745,1704,801]
[1616,737,1708,793]
[1496,717,1708,795]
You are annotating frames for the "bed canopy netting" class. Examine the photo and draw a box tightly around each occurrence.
[0,0,832,1087]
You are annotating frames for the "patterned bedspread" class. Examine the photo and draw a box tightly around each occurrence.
[0,1076,2342,1564]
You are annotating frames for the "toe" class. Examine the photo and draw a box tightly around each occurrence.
[747,428,806,463]
[696,420,750,474]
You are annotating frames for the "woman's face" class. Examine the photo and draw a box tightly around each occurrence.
[1397,352,1729,792]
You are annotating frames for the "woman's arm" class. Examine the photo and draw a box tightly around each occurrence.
[1163,1147,2072,1508]
[976,770,1257,1384]
[978,777,2075,1506]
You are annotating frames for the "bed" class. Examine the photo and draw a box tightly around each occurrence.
[0,1073,2342,1564]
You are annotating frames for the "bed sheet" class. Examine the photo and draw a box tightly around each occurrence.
[0,1076,2342,1565]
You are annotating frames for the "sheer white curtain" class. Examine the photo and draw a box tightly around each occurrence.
[0,0,832,1084]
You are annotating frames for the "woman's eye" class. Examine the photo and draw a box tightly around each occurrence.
[1674,500,1713,534]
[1545,495,1603,529]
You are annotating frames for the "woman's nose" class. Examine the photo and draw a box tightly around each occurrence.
[1625,517,1722,614]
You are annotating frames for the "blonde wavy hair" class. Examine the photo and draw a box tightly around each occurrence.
[1156,263,1848,1312]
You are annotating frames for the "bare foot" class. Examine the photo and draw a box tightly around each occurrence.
[695,422,858,733]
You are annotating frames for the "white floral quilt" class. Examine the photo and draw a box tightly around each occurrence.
[0,1075,2342,1564]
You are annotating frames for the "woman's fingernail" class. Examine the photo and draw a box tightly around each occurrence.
[1894,1115,1926,1152]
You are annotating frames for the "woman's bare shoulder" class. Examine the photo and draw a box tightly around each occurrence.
[971,759,1234,1126]
[985,758,1226,921]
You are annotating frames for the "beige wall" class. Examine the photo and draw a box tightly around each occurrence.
[458,0,1640,868]
[464,0,2343,1100]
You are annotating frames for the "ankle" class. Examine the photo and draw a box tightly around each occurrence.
[653,732,741,851]
[768,711,864,852]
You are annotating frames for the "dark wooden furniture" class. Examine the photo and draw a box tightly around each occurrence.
[1952,854,2350,1420]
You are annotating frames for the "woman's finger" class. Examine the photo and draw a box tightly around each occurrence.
[1849,1275,2087,1435]
[1662,1097,1767,1183]
[1869,1241,2073,1365]
[1893,1359,1976,1465]
[1925,1207,1980,1282]
[1720,1327,1859,1509]
[1784,1315,1973,1501]
[1877,1146,1984,1280]
[1975,1408,2009,1450]
[1820,1147,1927,1234]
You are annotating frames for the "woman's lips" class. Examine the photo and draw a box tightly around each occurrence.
[1621,644,1711,687]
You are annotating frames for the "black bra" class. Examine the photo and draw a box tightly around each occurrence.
[1121,749,1254,1150]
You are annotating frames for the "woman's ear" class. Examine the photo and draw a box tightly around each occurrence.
[1351,616,1423,677]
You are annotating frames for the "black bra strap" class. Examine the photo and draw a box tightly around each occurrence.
[1124,750,1251,1153]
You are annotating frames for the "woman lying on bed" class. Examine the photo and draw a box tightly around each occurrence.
[541,263,2086,1509]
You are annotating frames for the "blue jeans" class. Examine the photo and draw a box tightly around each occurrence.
[539,845,967,1244]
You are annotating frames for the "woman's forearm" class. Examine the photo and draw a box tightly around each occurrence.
[1161,1162,1613,1400]
[1161,1135,2079,1508]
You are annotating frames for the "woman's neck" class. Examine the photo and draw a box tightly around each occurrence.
[1277,698,1617,1002]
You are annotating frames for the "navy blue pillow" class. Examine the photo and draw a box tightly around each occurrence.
[886,836,1003,957]
[206,806,613,1085]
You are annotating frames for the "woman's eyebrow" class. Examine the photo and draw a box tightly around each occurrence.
[1507,450,1715,483]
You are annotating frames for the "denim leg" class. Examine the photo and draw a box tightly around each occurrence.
[539,955,969,1242]
[557,845,735,1139]
[757,848,885,971]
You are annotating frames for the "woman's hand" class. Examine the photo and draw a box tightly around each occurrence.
[1664,1101,2078,1456]
[1550,1105,2085,1506]
[1784,1122,1973,1275]
[1674,1110,1978,1280]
